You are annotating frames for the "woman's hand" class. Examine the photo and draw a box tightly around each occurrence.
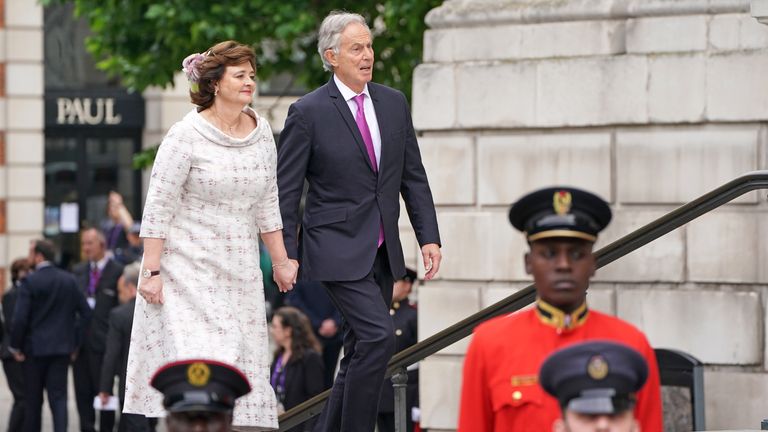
[139,275,164,305]
[273,259,298,293]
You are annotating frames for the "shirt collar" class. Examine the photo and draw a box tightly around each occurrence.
[535,298,589,331]
[35,261,52,270]
[334,74,370,102]
[92,256,109,272]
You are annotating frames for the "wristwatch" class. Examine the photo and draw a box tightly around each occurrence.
[142,268,160,279]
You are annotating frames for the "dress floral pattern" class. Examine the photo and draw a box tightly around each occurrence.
[124,107,281,430]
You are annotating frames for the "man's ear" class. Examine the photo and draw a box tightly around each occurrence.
[524,252,532,275]
[323,49,338,69]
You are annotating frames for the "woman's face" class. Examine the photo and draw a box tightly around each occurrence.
[270,315,291,347]
[214,62,255,106]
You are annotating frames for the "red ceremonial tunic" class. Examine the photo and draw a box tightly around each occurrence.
[458,301,662,432]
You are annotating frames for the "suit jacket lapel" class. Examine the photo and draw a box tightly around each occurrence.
[369,84,387,183]
[327,79,377,173]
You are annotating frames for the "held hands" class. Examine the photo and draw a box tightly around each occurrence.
[273,258,299,293]
[139,275,164,305]
[421,243,442,280]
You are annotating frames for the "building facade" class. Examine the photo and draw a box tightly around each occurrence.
[411,0,768,429]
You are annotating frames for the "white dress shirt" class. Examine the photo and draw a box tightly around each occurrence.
[334,75,382,169]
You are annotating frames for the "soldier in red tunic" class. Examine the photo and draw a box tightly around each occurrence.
[458,187,662,432]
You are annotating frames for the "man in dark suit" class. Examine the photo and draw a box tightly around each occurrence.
[98,263,153,432]
[277,11,442,432]
[10,239,92,432]
[1,257,32,431]
[72,227,124,432]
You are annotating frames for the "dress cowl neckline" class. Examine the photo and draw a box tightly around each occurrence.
[187,106,263,147]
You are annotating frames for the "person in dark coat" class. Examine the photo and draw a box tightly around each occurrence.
[98,263,153,431]
[72,227,124,432]
[286,280,343,388]
[269,307,325,432]
[1,257,32,432]
[10,239,92,432]
[377,267,419,432]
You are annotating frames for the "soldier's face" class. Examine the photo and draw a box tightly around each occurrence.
[554,410,639,432]
[167,411,231,432]
[525,238,595,312]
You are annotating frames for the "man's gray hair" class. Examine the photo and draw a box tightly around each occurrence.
[317,11,370,72]
[123,262,141,288]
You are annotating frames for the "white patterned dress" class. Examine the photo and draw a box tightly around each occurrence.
[123,107,281,430]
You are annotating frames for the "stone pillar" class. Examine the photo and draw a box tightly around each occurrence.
[412,0,768,429]
[3,0,45,279]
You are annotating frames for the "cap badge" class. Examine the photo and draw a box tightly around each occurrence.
[187,362,211,387]
[553,191,572,216]
[587,354,609,380]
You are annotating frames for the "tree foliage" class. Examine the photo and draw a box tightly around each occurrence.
[41,0,442,99]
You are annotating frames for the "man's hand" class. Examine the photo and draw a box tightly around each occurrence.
[421,243,442,280]
[318,319,339,338]
[12,351,25,362]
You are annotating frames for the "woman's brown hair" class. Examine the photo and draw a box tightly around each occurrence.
[272,306,322,363]
[189,40,256,109]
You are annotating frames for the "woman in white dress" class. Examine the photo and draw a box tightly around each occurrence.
[123,41,298,431]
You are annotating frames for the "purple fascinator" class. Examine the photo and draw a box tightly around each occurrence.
[182,52,205,91]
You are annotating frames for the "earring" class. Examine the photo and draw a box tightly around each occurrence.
[214,88,219,96]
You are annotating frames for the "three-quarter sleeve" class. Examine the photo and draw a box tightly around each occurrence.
[140,125,193,239]
[255,121,283,233]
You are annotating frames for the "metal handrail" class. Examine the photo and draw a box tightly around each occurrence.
[278,170,768,430]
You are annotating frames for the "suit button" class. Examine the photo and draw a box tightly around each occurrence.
[395,329,403,336]
[389,309,395,316]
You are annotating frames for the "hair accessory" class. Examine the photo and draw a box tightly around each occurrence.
[182,52,205,92]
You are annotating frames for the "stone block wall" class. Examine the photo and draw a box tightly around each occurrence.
[2,0,45,280]
[410,0,768,429]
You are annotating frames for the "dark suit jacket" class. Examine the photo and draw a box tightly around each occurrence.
[271,350,325,411]
[10,265,92,357]
[277,78,441,281]
[73,259,123,353]
[99,298,136,401]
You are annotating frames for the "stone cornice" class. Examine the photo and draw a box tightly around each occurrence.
[426,0,750,28]
[752,0,768,24]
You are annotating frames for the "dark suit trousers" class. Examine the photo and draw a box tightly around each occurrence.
[73,346,115,432]
[22,355,69,432]
[3,358,25,431]
[314,246,396,432]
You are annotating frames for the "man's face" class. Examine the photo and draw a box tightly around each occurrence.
[554,410,639,432]
[167,411,231,432]
[81,229,105,262]
[117,276,136,304]
[325,22,374,93]
[525,238,596,312]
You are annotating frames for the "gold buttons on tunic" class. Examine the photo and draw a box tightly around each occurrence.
[512,390,522,400]
[389,309,395,316]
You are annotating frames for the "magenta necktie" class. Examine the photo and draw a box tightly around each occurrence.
[353,94,384,247]
[88,265,101,297]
